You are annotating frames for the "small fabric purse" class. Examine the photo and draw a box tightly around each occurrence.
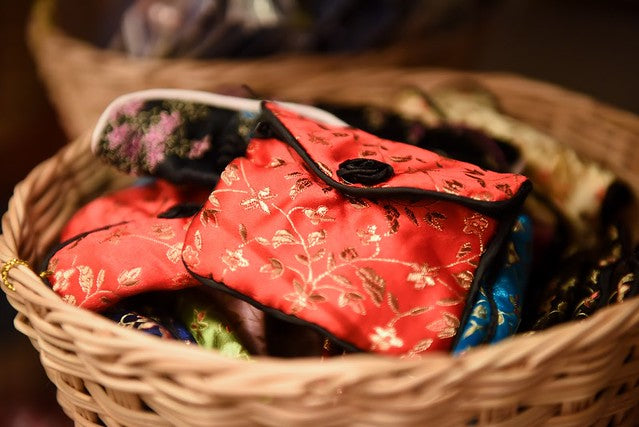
[183,101,531,356]
[453,214,533,354]
[42,180,209,311]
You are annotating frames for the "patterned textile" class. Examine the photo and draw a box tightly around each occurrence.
[43,180,209,311]
[184,101,530,356]
[454,215,533,354]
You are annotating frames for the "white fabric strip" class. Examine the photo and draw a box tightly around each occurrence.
[91,88,348,152]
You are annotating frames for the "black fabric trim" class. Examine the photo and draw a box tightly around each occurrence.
[39,221,130,286]
[260,103,532,218]
[157,203,203,219]
[184,264,362,354]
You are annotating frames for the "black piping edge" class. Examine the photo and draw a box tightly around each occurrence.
[39,221,130,287]
[260,102,533,219]
[184,263,363,355]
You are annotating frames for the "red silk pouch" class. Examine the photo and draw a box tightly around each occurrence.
[43,180,209,311]
[184,102,531,356]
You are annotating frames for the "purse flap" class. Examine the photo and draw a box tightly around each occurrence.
[260,101,531,215]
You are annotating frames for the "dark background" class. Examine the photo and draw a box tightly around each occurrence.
[0,1,637,425]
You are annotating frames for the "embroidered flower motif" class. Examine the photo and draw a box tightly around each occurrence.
[183,245,201,268]
[463,214,489,235]
[407,264,438,289]
[222,248,249,271]
[188,135,211,159]
[241,188,276,214]
[284,280,326,313]
[303,205,335,224]
[369,326,404,351]
[357,225,382,245]
[53,269,75,292]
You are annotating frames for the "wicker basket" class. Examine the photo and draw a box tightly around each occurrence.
[3,69,639,426]
[27,0,486,139]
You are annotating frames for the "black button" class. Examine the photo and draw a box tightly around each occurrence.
[337,158,394,185]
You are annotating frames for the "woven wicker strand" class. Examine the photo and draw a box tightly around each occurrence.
[3,69,639,426]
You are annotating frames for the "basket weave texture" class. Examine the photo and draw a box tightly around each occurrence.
[3,67,639,426]
[28,0,482,139]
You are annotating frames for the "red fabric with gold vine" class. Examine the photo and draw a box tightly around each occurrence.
[45,181,209,311]
[184,102,530,356]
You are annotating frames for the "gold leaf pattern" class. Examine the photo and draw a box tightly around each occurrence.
[200,208,219,227]
[272,229,298,248]
[340,247,358,261]
[408,338,434,356]
[426,313,460,339]
[295,254,310,265]
[208,194,221,208]
[387,292,400,314]
[437,297,463,307]
[390,155,412,162]
[76,265,93,294]
[307,230,327,247]
[239,224,248,243]
[267,158,287,168]
[151,224,175,240]
[404,207,419,226]
[290,178,313,199]
[255,237,270,246]
[456,242,472,259]
[455,270,474,289]
[357,267,386,306]
[117,267,142,287]
[311,248,326,262]
[260,258,284,279]
[383,205,400,235]
[96,269,105,289]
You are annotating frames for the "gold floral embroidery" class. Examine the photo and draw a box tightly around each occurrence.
[117,267,142,287]
[424,211,446,231]
[240,187,276,214]
[284,279,327,313]
[303,206,335,224]
[463,214,489,236]
[183,245,201,268]
[369,326,404,351]
[222,248,249,271]
[407,264,438,289]
[53,269,75,292]
[357,225,382,245]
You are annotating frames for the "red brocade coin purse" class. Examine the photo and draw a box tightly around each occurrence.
[184,102,531,356]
